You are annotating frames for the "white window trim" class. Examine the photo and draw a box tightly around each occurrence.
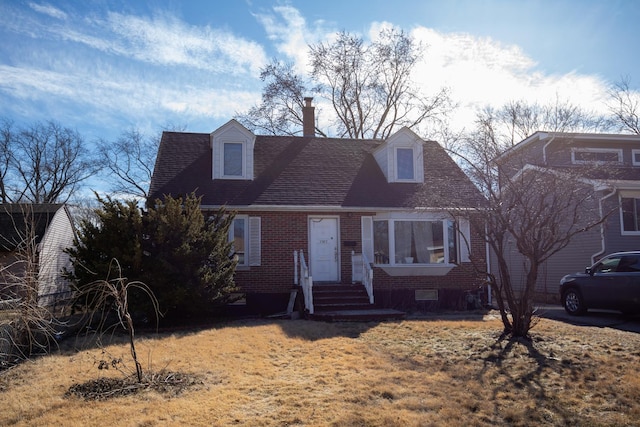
[227,215,261,267]
[371,217,457,266]
[229,215,249,267]
[395,147,417,182]
[222,141,246,179]
[571,147,623,165]
[620,194,640,236]
[211,120,256,181]
[632,149,640,166]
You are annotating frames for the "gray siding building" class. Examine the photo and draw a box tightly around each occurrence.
[495,132,640,301]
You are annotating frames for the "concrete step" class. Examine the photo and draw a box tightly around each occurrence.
[308,283,405,321]
[315,302,373,311]
[312,284,371,312]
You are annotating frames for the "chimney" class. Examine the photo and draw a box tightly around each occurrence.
[302,97,315,137]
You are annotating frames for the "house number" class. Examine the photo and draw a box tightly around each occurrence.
[320,239,328,244]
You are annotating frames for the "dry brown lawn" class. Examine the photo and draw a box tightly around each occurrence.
[1,313,640,426]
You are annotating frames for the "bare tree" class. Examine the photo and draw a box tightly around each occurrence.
[450,112,611,338]
[98,125,185,199]
[1,120,98,203]
[237,28,453,139]
[99,129,156,199]
[607,77,640,135]
[235,61,326,137]
[461,97,610,153]
[311,28,452,139]
[0,120,11,203]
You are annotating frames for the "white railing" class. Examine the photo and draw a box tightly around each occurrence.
[294,250,314,314]
[351,251,374,304]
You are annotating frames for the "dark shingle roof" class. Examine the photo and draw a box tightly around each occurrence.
[149,132,484,209]
[0,204,63,251]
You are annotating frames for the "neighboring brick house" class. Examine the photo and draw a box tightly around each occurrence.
[496,131,640,300]
[149,101,487,315]
[0,204,75,308]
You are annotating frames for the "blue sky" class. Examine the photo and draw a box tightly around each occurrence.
[1,0,639,143]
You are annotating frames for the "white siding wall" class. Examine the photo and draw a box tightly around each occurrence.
[38,207,75,307]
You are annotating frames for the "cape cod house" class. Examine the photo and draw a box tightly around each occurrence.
[495,131,640,301]
[148,100,487,316]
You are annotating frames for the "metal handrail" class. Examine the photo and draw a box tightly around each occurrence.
[295,250,314,314]
[352,251,374,304]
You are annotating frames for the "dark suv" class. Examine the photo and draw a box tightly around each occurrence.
[560,251,640,315]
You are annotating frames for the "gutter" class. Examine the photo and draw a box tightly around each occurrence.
[199,204,480,213]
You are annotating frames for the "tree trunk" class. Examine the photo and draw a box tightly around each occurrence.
[509,263,539,338]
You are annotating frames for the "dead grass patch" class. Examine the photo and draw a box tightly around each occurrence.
[1,315,640,426]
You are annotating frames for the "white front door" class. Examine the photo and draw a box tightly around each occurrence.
[309,217,339,282]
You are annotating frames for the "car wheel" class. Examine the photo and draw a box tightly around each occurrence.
[563,288,586,315]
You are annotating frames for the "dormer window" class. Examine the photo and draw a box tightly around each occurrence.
[223,142,243,177]
[396,148,415,180]
[373,127,425,184]
[211,120,255,181]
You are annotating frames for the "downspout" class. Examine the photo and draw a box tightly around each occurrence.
[485,223,492,306]
[591,187,617,264]
[541,133,553,165]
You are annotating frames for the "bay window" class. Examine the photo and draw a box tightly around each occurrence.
[373,219,458,265]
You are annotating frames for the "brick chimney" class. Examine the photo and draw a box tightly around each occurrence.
[302,97,315,137]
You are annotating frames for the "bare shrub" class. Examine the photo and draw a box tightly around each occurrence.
[0,205,67,368]
[73,258,158,382]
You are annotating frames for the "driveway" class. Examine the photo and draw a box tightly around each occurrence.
[536,304,640,333]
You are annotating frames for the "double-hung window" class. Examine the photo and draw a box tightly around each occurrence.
[229,216,247,265]
[396,148,415,180]
[621,197,640,234]
[223,142,243,177]
[226,215,261,267]
[372,219,458,265]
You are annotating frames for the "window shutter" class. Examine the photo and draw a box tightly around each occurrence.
[459,218,471,262]
[361,216,374,262]
[248,217,261,266]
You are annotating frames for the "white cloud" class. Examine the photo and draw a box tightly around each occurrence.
[0,2,621,143]
[28,2,67,20]
[6,6,267,76]
[254,5,332,74]
[101,12,267,74]
[407,26,611,130]
[255,12,612,135]
[0,62,258,131]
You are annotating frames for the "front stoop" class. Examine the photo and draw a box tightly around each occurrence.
[309,284,405,322]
